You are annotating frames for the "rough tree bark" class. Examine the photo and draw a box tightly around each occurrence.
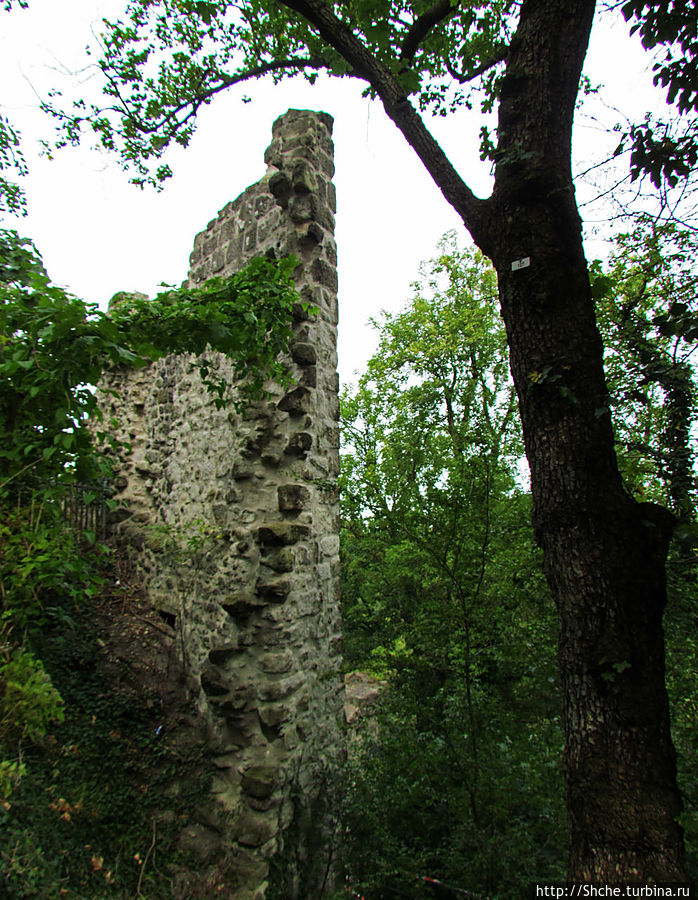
[280,0,687,881]
[483,1,685,879]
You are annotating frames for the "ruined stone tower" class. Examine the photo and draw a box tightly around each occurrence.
[100,110,343,899]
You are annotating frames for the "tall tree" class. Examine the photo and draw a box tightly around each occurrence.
[44,0,697,881]
[340,239,563,898]
[341,235,524,674]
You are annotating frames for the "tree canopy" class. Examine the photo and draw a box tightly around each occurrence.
[44,0,512,189]
[621,0,698,188]
[30,0,693,210]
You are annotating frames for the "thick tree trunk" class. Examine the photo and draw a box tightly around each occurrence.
[482,0,687,880]
[490,198,685,880]
[280,0,689,881]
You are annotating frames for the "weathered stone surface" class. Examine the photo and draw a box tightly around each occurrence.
[201,663,230,697]
[278,386,310,416]
[257,522,310,546]
[216,684,256,714]
[99,109,343,900]
[278,484,311,513]
[242,764,278,799]
[232,460,254,480]
[298,221,325,248]
[235,810,278,847]
[290,342,317,366]
[255,577,291,602]
[259,652,294,674]
[208,644,240,665]
[301,366,318,388]
[273,544,298,570]
[284,432,313,458]
[290,158,318,194]
[221,593,264,621]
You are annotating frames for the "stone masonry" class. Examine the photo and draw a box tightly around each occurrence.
[100,110,343,899]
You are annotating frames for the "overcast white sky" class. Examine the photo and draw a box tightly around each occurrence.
[1,1,663,384]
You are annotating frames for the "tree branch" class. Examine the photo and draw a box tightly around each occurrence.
[278,0,493,249]
[400,0,459,62]
[112,56,329,137]
[446,43,508,84]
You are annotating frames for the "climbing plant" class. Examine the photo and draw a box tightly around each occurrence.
[0,230,300,489]
[0,227,303,814]
[592,218,698,519]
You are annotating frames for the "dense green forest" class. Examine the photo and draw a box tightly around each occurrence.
[338,228,698,898]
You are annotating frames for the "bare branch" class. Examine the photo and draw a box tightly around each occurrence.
[400,0,459,62]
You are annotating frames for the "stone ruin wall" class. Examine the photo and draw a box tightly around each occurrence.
[100,110,343,899]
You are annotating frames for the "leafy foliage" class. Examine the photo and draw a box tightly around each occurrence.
[1,229,300,488]
[32,1,697,199]
[0,649,63,800]
[344,679,564,900]
[0,589,214,900]
[0,114,26,216]
[622,0,698,115]
[41,0,513,186]
[0,228,302,820]
[340,236,563,898]
[621,0,698,188]
[1,1,29,213]
[591,217,698,518]
[341,235,525,667]
[625,116,698,190]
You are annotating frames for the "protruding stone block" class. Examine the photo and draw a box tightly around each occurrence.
[256,577,291,602]
[278,484,310,513]
[290,342,317,366]
[278,386,310,416]
[291,158,318,194]
[269,171,291,207]
[242,765,279,800]
[256,523,310,546]
[234,810,278,848]
[201,663,231,697]
[265,547,294,573]
[284,432,313,458]
[208,644,240,666]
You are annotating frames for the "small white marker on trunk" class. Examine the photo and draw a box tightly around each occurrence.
[511,256,531,271]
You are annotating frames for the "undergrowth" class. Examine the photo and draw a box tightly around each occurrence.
[0,581,211,900]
